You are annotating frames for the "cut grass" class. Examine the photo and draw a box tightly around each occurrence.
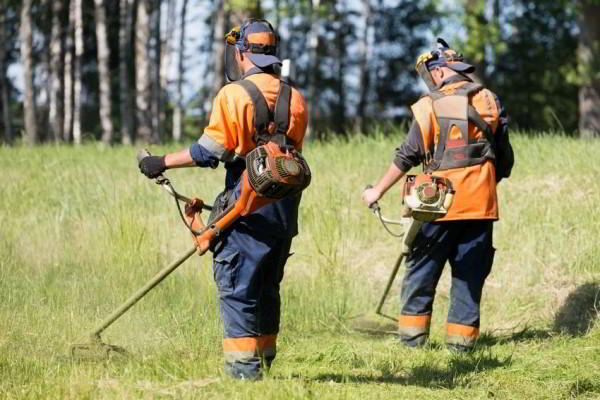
[0,132,599,399]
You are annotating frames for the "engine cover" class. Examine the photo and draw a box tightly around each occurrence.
[246,142,311,200]
[402,174,455,221]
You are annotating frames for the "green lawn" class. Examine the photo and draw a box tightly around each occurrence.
[1,133,599,399]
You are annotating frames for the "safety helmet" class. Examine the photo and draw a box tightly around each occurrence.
[415,38,475,91]
[224,19,281,82]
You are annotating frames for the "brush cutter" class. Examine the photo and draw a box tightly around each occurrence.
[70,144,311,361]
[351,175,454,332]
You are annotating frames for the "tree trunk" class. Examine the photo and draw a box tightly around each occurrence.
[306,0,321,138]
[150,0,161,143]
[95,0,114,144]
[0,9,13,144]
[334,3,346,134]
[120,0,134,144]
[40,0,52,141]
[211,0,226,99]
[173,0,189,142]
[73,0,84,144]
[136,0,153,143]
[160,0,176,139]
[20,0,38,144]
[578,0,600,138]
[49,0,64,143]
[355,0,372,134]
[64,0,75,142]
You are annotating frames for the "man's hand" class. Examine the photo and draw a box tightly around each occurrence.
[362,187,382,208]
[361,163,406,208]
[139,155,166,179]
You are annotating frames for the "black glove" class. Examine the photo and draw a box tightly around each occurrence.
[139,155,166,179]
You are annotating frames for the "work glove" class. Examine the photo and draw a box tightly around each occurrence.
[139,155,166,179]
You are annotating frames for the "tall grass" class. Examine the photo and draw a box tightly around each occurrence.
[1,133,599,399]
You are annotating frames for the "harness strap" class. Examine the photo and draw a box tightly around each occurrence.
[467,105,495,146]
[273,79,293,147]
[425,82,496,172]
[233,77,296,147]
[233,79,272,144]
[456,82,482,96]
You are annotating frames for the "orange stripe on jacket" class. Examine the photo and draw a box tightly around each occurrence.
[223,335,277,352]
[446,322,479,338]
[398,314,432,328]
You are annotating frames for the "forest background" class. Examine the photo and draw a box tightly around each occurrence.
[1,0,600,145]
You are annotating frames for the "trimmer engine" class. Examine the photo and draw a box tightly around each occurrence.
[402,174,455,221]
[246,141,311,199]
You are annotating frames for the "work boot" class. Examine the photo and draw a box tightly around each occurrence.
[397,332,429,348]
[225,361,264,381]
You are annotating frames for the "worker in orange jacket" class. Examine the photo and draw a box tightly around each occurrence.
[139,19,308,378]
[362,39,514,351]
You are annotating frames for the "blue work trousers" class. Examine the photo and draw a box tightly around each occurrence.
[212,224,292,379]
[398,220,495,349]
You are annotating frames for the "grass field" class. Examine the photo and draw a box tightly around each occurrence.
[1,133,599,399]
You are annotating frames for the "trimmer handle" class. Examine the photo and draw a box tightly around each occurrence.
[137,148,168,184]
[136,148,152,164]
[364,184,381,213]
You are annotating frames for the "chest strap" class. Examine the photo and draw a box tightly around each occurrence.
[232,78,295,148]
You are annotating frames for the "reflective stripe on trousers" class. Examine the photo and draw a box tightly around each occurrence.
[223,335,277,364]
[446,322,479,348]
[398,314,431,347]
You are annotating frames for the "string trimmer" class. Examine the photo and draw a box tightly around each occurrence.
[70,143,311,360]
[351,174,454,333]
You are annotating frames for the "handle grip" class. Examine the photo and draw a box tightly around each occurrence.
[136,148,151,164]
[364,184,381,212]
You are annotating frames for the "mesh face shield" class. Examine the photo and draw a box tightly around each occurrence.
[225,43,243,82]
[416,53,438,92]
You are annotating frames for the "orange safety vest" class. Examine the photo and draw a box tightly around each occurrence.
[411,80,501,220]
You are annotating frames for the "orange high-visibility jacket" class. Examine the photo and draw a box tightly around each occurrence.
[411,79,502,220]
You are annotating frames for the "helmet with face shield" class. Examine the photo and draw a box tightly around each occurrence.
[415,38,476,91]
[224,19,281,82]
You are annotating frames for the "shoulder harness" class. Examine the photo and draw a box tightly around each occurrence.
[425,82,496,172]
[232,76,296,149]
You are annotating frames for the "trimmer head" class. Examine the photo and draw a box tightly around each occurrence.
[70,335,128,361]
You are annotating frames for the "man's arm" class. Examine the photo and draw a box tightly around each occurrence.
[139,90,231,179]
[164,149,195,168]
[361,120,425,207]
[138,143,220,178]
[362,163,406,206]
